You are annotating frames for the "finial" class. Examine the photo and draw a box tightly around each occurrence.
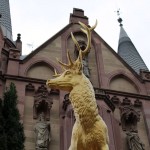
[17,33,21,41]
[116,9,123,26]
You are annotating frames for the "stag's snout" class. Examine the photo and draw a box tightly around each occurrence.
[46,77,63,89]
[46,79,53,88]
[46,80,49,84]
[46,79,50,83]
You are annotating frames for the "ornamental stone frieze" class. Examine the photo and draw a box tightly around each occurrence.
[26,83,35,92]
[134,99,142,107]
[111,95,120,105]
[122,97,131,105]
[37,85,48,93]
[110,95,143,108]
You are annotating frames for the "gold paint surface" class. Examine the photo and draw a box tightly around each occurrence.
[46,21,109,150]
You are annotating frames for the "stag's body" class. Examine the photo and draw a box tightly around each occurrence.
[68,74,109,150]
[46,21,109,150]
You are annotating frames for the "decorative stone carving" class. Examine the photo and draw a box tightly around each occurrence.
[74,40,87,58]
[144,73,150,80]
[34,113,51,150]
[33,92,53,121]
[25,83,35,91]
[126,132,145,150]
[74,40,90,78]
[134,99,142,107]
[37,85,48,93]
[9,48,20,59]
[120,105,140,132]
[122,97,131,105]
[140,70,150,81]
[94,89,115,112]
[111,95,120,104]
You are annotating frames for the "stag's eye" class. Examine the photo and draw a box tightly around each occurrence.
[65,71,71,75]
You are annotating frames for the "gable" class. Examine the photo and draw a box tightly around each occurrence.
[35,36,62,62]
[22,24,72,63]
[101,43,132,74]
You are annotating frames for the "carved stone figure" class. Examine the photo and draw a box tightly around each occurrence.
[82,57,90,78]
[120,105,140,132]
[47,20,109,150]
[34,113,51,150]
[126,132,145,150]
[74,40,90,78]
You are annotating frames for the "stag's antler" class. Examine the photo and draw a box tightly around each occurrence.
[71,20,97,56]
[56,50,74,70]
[55,20,97,71]
[53,69,61,77]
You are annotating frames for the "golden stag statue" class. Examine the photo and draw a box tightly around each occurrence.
[46,21,109,150]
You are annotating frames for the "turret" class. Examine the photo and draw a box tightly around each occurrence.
[117,11,148,73]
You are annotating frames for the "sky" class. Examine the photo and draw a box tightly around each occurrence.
[9,0,150,69]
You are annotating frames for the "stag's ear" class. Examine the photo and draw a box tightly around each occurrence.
[75,61,82,74]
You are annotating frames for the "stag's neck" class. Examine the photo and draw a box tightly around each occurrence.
[71,76,94,94]
[69,75,99,129]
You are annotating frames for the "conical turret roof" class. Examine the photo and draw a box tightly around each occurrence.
[118,18,148,73]
[0,0,12,40]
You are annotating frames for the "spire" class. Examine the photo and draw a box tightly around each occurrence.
[117,10,148,73]
[0,0,12,40]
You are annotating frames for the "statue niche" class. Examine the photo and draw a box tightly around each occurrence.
[74,40,90,78]
[33,91,53,121]
[120,105,140,132]
[34,113,51,150]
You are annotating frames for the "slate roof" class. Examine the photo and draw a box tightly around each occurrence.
[118,25,149,73]
[0,0,12,40]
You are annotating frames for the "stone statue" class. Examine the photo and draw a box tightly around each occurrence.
[74,40,90,78]
[82,57,90,78]
[126,132,145,150]
[47,20,109,150]
[34,113,51,150]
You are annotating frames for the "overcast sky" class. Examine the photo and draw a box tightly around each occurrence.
[9,0,150,69]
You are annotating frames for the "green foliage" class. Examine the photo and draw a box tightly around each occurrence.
[2,82,25,150]
[0,99,7,150]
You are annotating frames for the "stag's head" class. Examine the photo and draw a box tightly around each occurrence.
[46,21,97,92]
